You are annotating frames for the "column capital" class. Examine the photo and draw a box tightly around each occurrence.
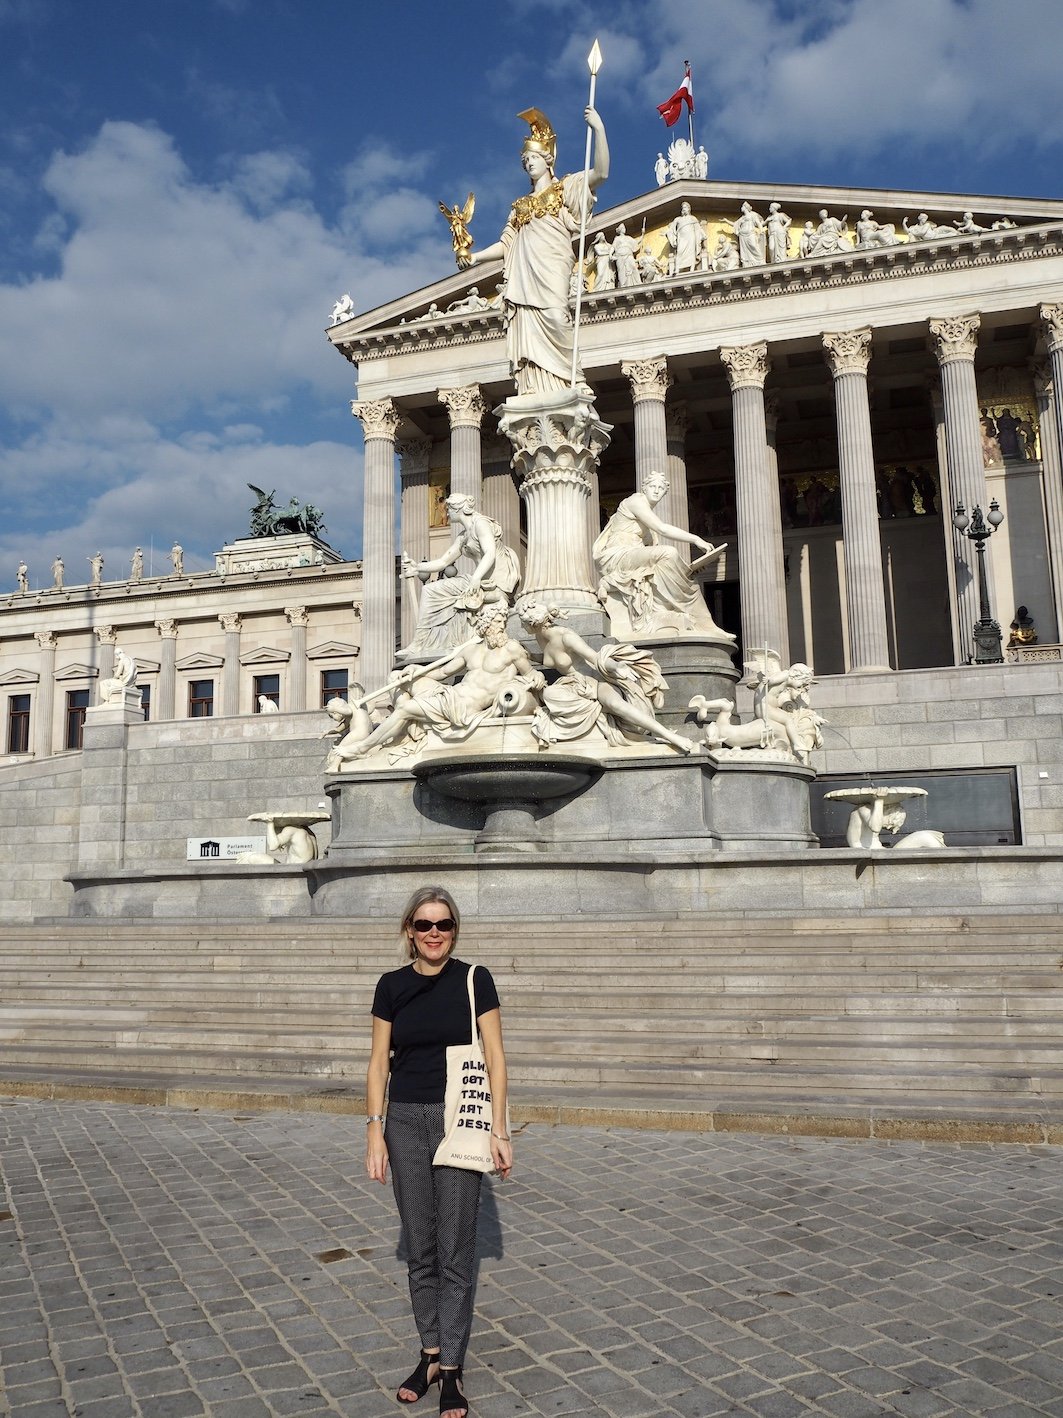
[665,401,689,442]
[397,436,433,475]
[351,398,400,440]
[822,327,872,378]
[154,619,179,639]
[35,631,57,651]
[93,626,117,646]
[721,342,770,391]
[285,605,309,628]
[1040,303,1063,355]
[621,355,673,404]
[929,313,980,365]
[438,385,488,429]
[218,613,242,633]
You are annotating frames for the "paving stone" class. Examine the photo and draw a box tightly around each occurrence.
[4,1103,1063,1418]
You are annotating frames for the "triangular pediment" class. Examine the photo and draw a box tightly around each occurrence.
[307,640,360,661]
[332,176,1063,345]
[133,658,160,675]
[0,667,39,685]
[239,645,290,666]
[55,663,99,680]
[175,651,223,671]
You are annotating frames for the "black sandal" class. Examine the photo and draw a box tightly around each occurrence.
[439,1366,468,1418]
[396,1349,440,1404]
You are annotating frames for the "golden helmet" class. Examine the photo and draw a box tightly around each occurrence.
[518,108,557,167]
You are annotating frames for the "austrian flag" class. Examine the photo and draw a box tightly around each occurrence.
[657,62,694,127]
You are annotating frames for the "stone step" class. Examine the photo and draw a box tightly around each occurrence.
[2,1017,1061,1073]
[0,1040,1059,1098]
[2,1001,1062,1040]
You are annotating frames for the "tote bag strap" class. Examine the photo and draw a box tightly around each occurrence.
[465,965,478,1045]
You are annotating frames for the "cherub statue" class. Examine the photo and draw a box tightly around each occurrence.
[747,661,825,764]
[439,192,476,266]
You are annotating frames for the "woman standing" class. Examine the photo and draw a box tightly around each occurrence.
[366,888,512,1417]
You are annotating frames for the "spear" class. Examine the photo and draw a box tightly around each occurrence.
[570,37,603,389]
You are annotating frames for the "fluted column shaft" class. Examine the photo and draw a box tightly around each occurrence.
[481,435,522,553]
[1033,356,1063,641]
[398,438,432,647]
[219,615,241,715]
[34,632,56,758]
[665,403,691,561]
[931,314,988,656]
[721,343,788,667]
[155,621,178,720]
[353,398,400,691]
[823,329,892,672]
[623,357,680,539]
[439,386,487,505]
[1041,306,1063,464]
[286,608,308,712]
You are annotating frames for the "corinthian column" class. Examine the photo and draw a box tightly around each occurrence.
[481,434,522,551]
[286,606,309,712]
[1040,305,1063,478]
[822,328,892,672]
[352,397,400,690]
[665,402,692,560]
[622,353,673,485]
[720,342,788,669]
[34,632,57,758]
[1033,357,1063,641]
[218,614,241,715]
[497,393,611,631]
[439,385,488,505]
[930,313,987,652]
[398,437,432,647]
[155,620,178,720]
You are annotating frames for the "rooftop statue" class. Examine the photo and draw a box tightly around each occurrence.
[399,493,521,662]
[459,104,609,397]
[247,484,327,540]
[725,202,766,267]
[665,201,707,275]
[903,212,955,241]
[329,293,355,325]
[593,471,734,640]
[855,210,898,248]
[766,203,792,263]
[439,193,476,266]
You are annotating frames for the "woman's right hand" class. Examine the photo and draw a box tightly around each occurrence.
[366,1130,389,1185]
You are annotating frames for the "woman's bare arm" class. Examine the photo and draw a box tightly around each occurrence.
[478,1008,512,1180]
[365,1015,392,1184]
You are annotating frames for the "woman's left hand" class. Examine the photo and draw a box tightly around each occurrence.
[491,1135,513,1181]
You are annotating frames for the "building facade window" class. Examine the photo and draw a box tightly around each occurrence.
[140,684,151,722]
[7,694,30,754]
[65,689,89,750]
[321,668,349,706]
[254,673,280,711]
[188,679,214,718]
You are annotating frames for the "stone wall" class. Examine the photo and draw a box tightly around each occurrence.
[121,712,331,865]
[799,660,1063,845]
[0,752,83,920]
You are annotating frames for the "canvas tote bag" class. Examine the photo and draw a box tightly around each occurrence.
[432,966,508,1174]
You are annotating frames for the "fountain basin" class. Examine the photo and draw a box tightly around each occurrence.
[413,753,601,852]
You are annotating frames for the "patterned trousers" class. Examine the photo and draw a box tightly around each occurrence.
[385,1101,483,1368]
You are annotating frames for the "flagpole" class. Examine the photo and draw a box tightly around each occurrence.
[686,58,695,151]
[570,37,602,390]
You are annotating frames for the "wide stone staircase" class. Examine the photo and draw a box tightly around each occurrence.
[1,915,1062,1138]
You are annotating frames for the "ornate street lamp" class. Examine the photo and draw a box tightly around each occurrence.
[952,499,1005,663]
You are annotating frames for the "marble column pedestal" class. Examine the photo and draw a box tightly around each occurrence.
[633,636,740,732]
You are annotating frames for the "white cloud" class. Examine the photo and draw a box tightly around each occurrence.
[0,417,362,582]
[644,0,1063,159]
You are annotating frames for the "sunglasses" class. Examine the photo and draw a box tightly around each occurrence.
[412,918,456,933]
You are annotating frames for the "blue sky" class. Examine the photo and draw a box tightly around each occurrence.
[3,0,1063,586]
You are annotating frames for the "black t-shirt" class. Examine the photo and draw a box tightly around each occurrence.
[371,958,500,1104]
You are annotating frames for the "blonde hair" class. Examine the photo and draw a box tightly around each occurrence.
[399,884,462,963]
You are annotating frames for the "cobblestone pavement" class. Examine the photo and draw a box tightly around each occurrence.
[2,1101,1063,1418]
